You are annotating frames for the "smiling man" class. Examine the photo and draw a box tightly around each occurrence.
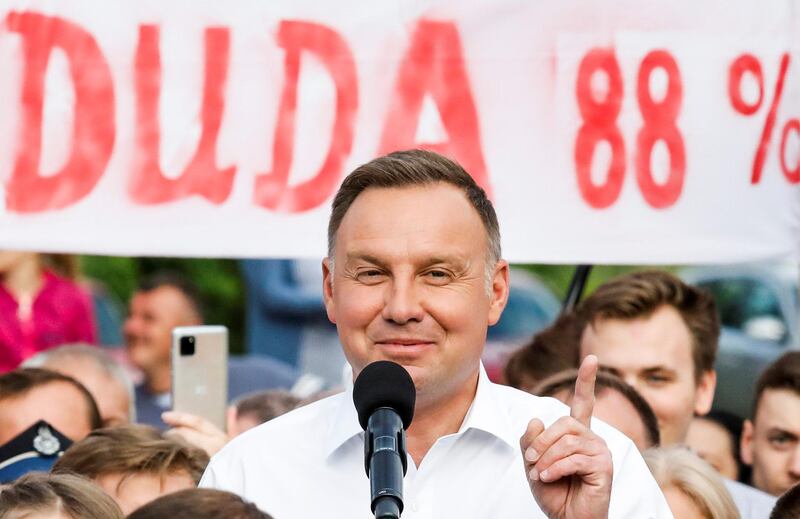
[200,150,670,518]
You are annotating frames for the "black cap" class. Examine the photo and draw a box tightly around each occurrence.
[353,361,416,430]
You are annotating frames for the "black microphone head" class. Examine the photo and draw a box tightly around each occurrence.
[353,361,416,430]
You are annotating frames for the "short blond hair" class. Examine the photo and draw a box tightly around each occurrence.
[0,472,123,519]
[644,446,739,519]
[52,425,209,485]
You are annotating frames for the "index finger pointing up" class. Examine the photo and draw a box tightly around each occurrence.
[570,354,598,427]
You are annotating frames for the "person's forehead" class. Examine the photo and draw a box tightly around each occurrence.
[134,286,191,317]
[595,389,641,423]
[335,184,487,258]
[584,308,694,372]
[755,388,800,430]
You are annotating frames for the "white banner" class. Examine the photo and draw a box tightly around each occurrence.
[0,0,798,263]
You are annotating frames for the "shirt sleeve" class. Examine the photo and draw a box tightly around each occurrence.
[607,438,674,519]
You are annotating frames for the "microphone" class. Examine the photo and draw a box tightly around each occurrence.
[353,361,416,519]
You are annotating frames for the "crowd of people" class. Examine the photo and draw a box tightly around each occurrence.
[1,150,799,518]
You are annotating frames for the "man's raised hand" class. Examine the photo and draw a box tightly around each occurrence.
[520,354,613,519]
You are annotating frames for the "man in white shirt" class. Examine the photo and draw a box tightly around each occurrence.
[201,150,672,518]
[578,270,776,518]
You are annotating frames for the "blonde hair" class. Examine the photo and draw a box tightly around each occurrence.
[0,472,123,519]
[644,446,740,519]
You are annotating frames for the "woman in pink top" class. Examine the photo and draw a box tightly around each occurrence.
[0,252,96,372]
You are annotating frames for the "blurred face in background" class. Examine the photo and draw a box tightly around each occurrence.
[44,357,130,427]
[96,470,195,515]
[0,251,37,275]
[686,417,739,480]
[552,387,654,452]
[0,381,94,444]
[124,286,198,377]
[742,388,800,496]
[580,305,716,445]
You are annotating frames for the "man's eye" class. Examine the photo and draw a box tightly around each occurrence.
[356,270,385,283]
[769,434,795,449]
[644,374,670,385]
[425,270,452,283]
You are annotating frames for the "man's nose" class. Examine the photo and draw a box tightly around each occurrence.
[382,279,424,324]
[122,315,139,338]
[788,446,800,478]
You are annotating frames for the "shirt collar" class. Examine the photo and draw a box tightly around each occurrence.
[324,384,362,460]
[456,363,519,450]
[323,362,519,460]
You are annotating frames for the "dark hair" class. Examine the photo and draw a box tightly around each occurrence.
[577,270,719,380]
[533,368,660,448]
[328,149,500,263]
[0,472,123,519]
[752,351,800,419]
[234,390,301,425]
[138,271,204,322]
[503,313,581,390]
[771,482,800,519]
[52,424,209,485]
[128,488,273,519]
[0,367,102,430]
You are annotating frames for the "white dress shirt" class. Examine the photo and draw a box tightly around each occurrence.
[724,479,776,519]
[201,365,673,518]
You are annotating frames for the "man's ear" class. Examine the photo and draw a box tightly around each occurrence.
[487,260,510,326]
[322,258,336,324]
[741,419,755,466]
[693,370,717,416]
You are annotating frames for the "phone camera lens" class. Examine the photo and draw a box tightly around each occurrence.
[180,336,195,356]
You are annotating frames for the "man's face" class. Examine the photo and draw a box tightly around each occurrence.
[580,305,716,445]
[0,382,94,445]
[46,358,130,427]
[95,470,195,515]
[323,184,508,409]
[124,286,196,375]
[741,388,800,496]
[686,417,739,481]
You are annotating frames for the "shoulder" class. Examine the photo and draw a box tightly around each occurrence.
[488,381,637,453]
[724,479,777,517]
[489,381,571,426]
[214,391,343,459]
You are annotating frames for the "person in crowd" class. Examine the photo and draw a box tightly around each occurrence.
[123,272,203,427]
[240,258,344,385]
[644,446,740,519]
[0,472,124,519]
[51,424,208,514]
[503,312,581,392]
[770,483,800,519]
[200,150,671,517]
[687,411,744,481]
[0,368,101,482]
[741,351,800,496]
[127,488,273,519]
[577,270,776,518]
[155,391,302,457]
[533,369,660,451]
[23,343,135,426]
[227,389,301,437]
[0,251,96,373]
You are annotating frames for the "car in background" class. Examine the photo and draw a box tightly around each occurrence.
[482,267,561,381]
[681,262,799,418]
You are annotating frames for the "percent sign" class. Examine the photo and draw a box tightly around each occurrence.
[728,52,800,183]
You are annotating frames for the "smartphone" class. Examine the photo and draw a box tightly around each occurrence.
[171,325,228,430]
